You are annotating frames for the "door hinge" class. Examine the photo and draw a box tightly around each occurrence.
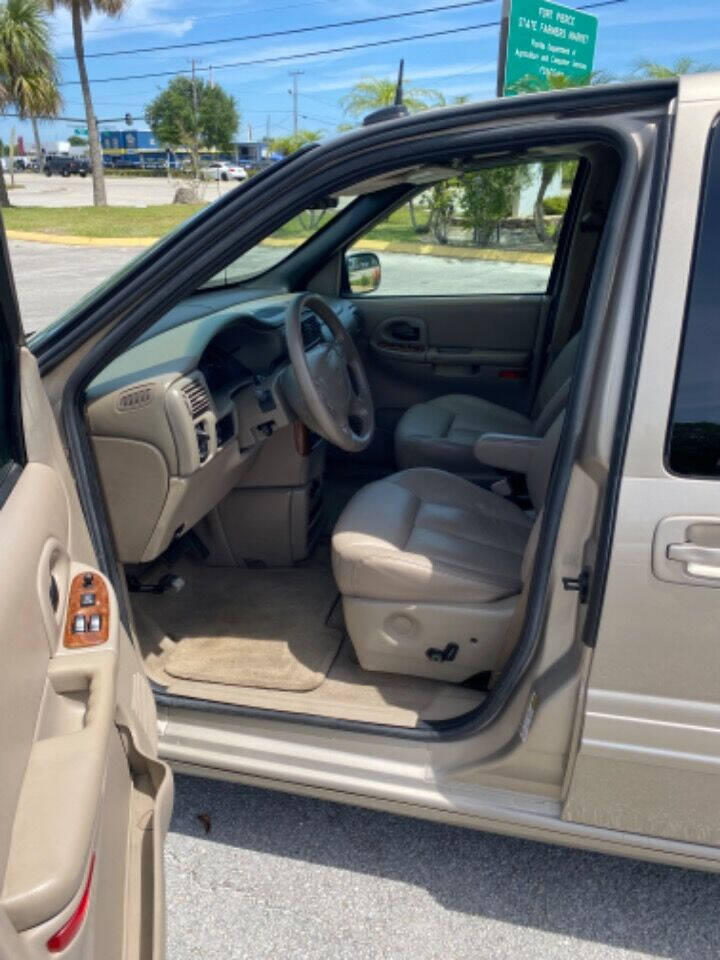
[562,567,590,603]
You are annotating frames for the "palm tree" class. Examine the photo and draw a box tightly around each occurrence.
[0,0,61,207]
[341,76,444,119]
[634,57,716,79]
[46,0,126,206]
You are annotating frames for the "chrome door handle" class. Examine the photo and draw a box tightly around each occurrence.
[667,542,720,578]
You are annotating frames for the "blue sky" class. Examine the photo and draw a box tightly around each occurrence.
[16,0,720,145]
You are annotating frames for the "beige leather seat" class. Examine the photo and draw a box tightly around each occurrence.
[395,335,578,476]
[332,417,562,682]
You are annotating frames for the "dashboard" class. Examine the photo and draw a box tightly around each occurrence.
[85,291,359,564]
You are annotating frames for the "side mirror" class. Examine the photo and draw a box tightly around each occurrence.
[346,250,381,295]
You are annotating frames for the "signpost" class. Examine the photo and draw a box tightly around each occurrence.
[497,0,598,96]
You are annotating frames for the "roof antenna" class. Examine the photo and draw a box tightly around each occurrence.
[363,59,410,126]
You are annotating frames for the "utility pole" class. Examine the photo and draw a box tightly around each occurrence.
[190,58,199,179]
[496,0,511,98]
[289,70,303,134]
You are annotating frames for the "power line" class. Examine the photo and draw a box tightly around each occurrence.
[58,0,498,60]
[59,2,625,87]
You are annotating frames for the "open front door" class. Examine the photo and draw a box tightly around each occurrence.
[0,227,172,958]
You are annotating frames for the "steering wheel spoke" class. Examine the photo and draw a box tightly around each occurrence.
[281,293,375,453]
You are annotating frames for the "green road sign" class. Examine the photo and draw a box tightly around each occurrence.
[73,128,88,136]
[502,0,598,96]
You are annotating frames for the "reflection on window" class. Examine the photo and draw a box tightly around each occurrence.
[667,124,720,477]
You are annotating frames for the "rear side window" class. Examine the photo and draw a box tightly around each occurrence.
[667,121,720,477]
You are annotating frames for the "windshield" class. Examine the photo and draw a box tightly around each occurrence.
[205,199,350,287]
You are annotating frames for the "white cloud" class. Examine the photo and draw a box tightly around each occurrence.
[51,0,195,52]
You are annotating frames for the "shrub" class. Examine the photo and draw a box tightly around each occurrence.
[542,195,568,216]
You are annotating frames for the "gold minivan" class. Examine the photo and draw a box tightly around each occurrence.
[2,74,720,958]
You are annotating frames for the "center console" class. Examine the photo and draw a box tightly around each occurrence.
[197,421,326,567]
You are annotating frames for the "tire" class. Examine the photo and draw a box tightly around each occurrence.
[79,172,87,178]
[221,172,229,181]
[45,169,52,177]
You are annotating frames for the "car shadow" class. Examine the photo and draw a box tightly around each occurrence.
[169,774,720,959]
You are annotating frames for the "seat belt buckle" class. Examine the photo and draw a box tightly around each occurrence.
[490,477,512,498]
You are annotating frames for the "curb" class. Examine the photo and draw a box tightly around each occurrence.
[6,229,555,266]
[6,229,157,247]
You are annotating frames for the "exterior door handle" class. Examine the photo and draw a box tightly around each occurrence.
[667,542,720,579]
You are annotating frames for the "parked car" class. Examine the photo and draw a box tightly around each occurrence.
[201,160,248,181]
[13,156,33,171]
[44,154,90,177]
[3,74,720,956]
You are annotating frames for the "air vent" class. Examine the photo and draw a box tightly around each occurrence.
[300,311,322,348]
[181,378,211,419]
[117,384,153,411]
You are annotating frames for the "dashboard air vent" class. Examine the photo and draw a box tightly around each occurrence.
[181,378,211,419]
[118,384,153,411]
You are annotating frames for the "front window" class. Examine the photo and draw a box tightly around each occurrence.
[347,159,579,297]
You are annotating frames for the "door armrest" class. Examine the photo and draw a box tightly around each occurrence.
[473,432,540,474]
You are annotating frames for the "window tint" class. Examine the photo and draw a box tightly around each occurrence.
[667,122,720,477]
[347,159,578,297]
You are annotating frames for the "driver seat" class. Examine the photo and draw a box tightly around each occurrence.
[331,417,562,682]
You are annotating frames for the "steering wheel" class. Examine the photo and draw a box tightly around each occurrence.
[281,293,375,453]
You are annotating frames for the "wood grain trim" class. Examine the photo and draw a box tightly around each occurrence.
[63,571,110,648]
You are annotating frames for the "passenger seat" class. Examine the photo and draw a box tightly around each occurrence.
[394,334,579,477]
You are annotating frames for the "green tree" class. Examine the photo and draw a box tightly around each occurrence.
[0,0,60,206]
[46,0,125,206]
[504,71,608,240]
[145,75,239,180]
[268,129,321,157]
[67,133,86,146]
[458,165,529,246]
[633,57,716,78]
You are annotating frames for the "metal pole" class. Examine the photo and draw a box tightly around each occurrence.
[496,0,511,98]
[289,70,303,134]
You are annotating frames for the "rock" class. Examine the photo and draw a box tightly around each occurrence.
[173,186,198,204]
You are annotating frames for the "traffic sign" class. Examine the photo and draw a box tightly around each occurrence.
[73,127,88,136]
[499,0,598,96]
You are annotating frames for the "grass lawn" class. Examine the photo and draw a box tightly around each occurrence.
[1,204,207,238]
[271,204,431,245]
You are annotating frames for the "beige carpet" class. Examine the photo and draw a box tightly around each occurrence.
[134,564,342,692]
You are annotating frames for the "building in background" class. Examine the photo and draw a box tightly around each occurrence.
[98,129,270,170]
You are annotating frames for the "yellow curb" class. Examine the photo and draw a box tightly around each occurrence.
[6,228,555,266]
[6,229,158,247]
[265,235,554,266]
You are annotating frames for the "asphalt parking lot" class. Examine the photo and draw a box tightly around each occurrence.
[11,241,547,333]
[168,774,720,960]
[6,170,238,206]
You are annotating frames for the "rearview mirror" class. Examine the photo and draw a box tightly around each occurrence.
[346,250,381,295]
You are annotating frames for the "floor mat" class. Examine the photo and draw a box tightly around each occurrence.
[134,564,343,692]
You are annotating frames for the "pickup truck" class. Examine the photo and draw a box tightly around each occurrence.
[1,74,719,958]
[43,154,90,177]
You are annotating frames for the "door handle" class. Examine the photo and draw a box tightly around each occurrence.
[667,542,720,578]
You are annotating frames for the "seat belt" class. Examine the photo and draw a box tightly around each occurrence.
[547,205,605,361]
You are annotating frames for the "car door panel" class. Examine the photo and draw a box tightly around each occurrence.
[0,230,171,957]
[356,293,550,414]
